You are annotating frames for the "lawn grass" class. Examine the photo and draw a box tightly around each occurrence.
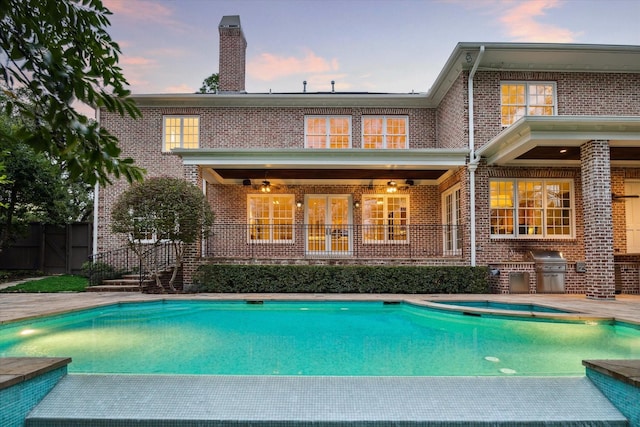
[0,275,88,293]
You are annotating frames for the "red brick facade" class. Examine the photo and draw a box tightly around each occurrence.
[96,21,640,296]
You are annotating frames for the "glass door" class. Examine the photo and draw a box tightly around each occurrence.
[625,181,640,253]
[306,195,352,255]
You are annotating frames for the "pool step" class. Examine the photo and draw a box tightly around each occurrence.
[26,374,627,426]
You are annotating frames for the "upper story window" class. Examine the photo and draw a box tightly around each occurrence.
[500,82,556,127]
[248,194,294,243]
[362,195,409,243]
[163,116,199,151]
[490,179,574,239]
[362,116,408,149]
[305,116,351,148]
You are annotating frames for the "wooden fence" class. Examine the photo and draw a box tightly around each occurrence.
[0,222,92,274]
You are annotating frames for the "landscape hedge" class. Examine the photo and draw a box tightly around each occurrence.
[191,264,489,294]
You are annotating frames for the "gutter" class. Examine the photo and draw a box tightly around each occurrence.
[468,45,485,267]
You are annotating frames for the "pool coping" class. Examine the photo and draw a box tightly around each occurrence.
[0,357,71,390]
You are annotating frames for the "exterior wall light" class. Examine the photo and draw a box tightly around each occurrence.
[261,180,271,192]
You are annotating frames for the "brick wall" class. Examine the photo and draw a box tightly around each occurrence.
[436,73,467,149]
[472,71,640,150]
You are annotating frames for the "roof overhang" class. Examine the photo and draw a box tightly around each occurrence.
[131,92,431,108]
[173,148,469,185]
[476,116,640,167]
[429,42,640,105]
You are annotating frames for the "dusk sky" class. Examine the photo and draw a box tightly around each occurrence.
[102,0,640,95]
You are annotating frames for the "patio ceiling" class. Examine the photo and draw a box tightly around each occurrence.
[173,148,469,185]
[476,116,640,167]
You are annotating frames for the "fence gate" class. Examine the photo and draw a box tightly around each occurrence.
[0,222,92,275]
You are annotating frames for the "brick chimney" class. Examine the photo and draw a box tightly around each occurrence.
[218,15,247,92]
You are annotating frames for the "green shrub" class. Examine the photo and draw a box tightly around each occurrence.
[191,264,489,294]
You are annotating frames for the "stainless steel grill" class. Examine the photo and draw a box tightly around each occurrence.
[529,250,567,293]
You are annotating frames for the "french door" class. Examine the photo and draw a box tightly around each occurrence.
[305,195,352,256]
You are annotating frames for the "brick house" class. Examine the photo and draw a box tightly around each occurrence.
[96,16,640,299]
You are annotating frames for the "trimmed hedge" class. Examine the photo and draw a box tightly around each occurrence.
[191,264,489,294]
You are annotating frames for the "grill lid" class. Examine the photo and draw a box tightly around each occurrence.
[528,250,565,262]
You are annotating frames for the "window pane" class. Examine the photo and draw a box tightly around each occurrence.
[490,181,514,235]
[517,181,543,236]
[363,196,385,241]
[163,116,199,150]
[248,195,294,242]
[363,135,383,149]
[363,118,383,135]
[545,181,572,236]
[362,195,408,242]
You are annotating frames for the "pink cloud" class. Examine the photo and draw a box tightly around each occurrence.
[247,50,339,81]
[499,0,581,42]
[165,84,196,93]
[102,0,175,24]
[121,56,157,66]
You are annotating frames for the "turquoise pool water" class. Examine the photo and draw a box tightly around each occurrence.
[1,300,639,376]
[431,301,572,313]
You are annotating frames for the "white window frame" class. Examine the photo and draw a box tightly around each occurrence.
[442,185,462,256]
[304,115,352,148]
[361,194,410,244]
[163,115,200,151]
[500,81,557,127]
[362,116,409,149]
[490,179,575,239]
[247,194,295,243]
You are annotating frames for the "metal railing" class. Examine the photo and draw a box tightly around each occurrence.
[205,223,464,260]
[87,242,176,286]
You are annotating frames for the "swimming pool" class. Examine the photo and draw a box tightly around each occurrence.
[1,300,639,376]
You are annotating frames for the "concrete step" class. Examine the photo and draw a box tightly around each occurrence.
[86,284,142,292]
[26,374,627,426]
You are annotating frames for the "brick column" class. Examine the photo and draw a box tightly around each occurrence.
[580,140,615,300]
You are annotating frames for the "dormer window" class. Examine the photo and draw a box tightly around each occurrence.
[501,82,556,127]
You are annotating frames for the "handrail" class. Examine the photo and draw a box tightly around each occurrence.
[86,242,176,286]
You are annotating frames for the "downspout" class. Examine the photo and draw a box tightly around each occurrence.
[92,107,100,258]
[468,45,485,267]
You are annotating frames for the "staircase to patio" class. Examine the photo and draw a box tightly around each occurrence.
[86,243,179,293]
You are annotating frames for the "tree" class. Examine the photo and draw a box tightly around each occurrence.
[111,177,214,292]
[0,0,145,186]
[0,91,94,250]
[198,73,219,93]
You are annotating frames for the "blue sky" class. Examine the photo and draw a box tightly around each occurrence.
[102,0,640,95]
